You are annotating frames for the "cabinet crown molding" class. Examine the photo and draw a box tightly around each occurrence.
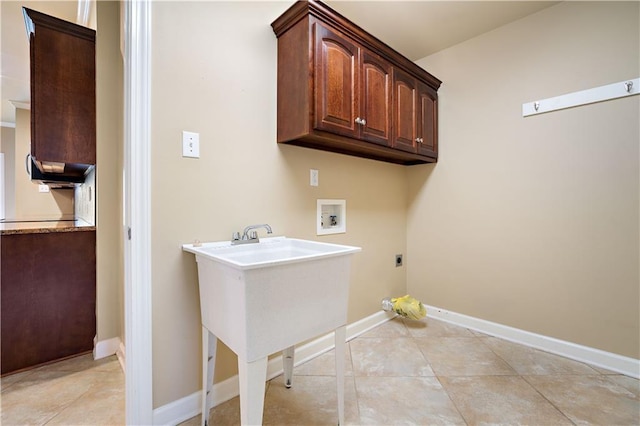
[23,7,95,42]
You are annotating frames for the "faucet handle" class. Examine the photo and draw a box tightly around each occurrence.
[232,231,240,241]
[249,231,258,240]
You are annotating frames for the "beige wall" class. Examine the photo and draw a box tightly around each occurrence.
[149,0,638,410]
[95,0,124,345]
[13,108,74,219]
[150,1,408,408]
[1,126,16,218]
[408,2,639,358]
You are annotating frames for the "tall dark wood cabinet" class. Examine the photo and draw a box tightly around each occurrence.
[272,0,441,165]
[23,8,96,169]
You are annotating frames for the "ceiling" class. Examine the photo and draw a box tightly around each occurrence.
[326,1,557,61]
[0,0,557,125]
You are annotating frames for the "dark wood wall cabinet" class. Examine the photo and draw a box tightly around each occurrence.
[1,230,96,375]
[23,8,96,177]
[272,0,441,165]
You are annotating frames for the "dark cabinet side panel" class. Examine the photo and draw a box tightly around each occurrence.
[276,18,311,143]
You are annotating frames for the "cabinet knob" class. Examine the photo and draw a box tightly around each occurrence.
[355,117,366,125]
[415,138,422,144]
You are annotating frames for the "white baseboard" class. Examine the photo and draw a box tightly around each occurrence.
[425,304,640,379]
[116,341,126,372]
[153,390,202,426]
[93,336,125,373]
[153,306,640,425]
[152,310,394,425]
[93,336,122,360]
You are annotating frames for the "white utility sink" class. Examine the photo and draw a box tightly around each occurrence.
[185,236,359,269]
[183,236,361,426]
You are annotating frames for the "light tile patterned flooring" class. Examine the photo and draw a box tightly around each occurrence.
[1,317,639,425]
[0,354,124,425]
[184,317,640,426]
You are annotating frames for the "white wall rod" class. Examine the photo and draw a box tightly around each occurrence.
[523,78,639,117]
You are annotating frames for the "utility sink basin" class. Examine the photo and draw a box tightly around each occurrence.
[183,236,361,425]
[184,236,359,269]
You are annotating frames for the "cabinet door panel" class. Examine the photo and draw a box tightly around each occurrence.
[392,69,417,153]
[417,83,438,158]
[1,231,96,374]
[360,51,391,146]
[31,25,95,165]
[314,24,359,137]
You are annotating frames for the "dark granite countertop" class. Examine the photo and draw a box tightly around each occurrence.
[0,220,95,235]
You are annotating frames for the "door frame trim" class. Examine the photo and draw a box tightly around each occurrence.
[123,0,153,423]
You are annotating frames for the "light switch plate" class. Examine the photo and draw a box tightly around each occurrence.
[182,131,200,158]
[38,184,50,193]
[310,169,319,186]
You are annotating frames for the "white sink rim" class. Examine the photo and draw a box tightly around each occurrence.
[182,236,361,270]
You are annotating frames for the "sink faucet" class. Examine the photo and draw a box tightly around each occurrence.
[231,224,273,245]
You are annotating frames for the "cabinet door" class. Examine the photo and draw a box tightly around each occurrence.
[31,22,96,165]
[392,68,418,153]
[360,51,391,146]
[314,23,359,137]
[1,231,96,374]
[417,82,438,158]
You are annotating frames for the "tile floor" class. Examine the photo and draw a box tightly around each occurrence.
[182,317,640,426]
[0,354,124,425]
[1,317,638,425]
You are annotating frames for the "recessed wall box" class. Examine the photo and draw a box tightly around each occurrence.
[317,199,346,235]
